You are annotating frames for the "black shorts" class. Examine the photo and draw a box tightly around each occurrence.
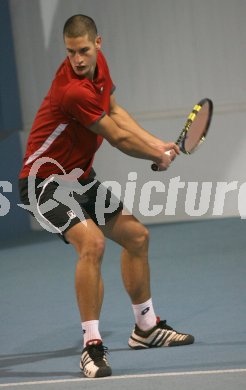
[19,172,123,244]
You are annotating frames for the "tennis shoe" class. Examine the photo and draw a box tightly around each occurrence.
[80,340,112,378]
[128,317,194,349]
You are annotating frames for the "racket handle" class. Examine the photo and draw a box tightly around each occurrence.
[151,150,171,171]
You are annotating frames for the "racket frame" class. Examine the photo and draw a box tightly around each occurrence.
[151,98,213,171]
[177,98,213,154]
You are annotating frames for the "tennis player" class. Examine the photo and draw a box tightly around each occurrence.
[19,15,194,378]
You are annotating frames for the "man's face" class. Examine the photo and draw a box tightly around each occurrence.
[64,34,101,79]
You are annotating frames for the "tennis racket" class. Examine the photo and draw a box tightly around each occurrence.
[151,98,213,171]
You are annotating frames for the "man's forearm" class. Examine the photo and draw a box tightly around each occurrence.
[110,104,160,145]
[90,113,164,165]
[113,130,163,164]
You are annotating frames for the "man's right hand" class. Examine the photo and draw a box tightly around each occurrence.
[151,142,179,171]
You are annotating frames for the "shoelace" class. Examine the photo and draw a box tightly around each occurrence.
[157,320,174,331]
[87,344,109,362]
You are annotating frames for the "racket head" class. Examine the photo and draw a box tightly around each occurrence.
[179,98,213,154]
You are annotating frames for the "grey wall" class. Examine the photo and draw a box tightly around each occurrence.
[9,0,246,224]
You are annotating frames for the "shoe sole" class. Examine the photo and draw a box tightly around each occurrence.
[80,361,112,378]
[128,334,195,349]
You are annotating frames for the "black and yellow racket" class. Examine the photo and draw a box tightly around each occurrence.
[151,98,213,171]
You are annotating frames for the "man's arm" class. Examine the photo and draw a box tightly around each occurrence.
[89,114,173,171]
[109,95,180,155]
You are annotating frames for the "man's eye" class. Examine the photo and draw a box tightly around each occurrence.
[80,48,89,54]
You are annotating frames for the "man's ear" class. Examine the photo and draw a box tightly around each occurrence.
[95,35,102,50]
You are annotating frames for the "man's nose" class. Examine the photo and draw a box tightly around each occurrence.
[74,53,84,64]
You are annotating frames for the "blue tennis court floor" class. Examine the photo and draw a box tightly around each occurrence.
[0,218,246,389]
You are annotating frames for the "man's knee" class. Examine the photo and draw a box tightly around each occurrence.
[77,235,105,265]
[126,223,149,252]
[66,223,105,260]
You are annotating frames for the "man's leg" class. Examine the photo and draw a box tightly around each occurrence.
[101,213,158,331]
[100,212,195,348]
[65,220,112,378]
[65,219,105,322]
[100,213,151,304]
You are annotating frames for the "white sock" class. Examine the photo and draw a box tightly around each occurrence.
[82,320,102,347]
[132,298,157,331]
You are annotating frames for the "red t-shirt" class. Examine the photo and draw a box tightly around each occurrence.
[19,50,114,179]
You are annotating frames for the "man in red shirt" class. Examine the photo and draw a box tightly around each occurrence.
[19,15,194,378]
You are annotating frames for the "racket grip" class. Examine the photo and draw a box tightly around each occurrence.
[151,150,171,171]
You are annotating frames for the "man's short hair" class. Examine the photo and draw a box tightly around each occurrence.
[63,15,98,41]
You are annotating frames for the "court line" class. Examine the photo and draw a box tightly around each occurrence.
[0,368,246,387]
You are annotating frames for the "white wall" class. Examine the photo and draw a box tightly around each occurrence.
[11,0,246,223]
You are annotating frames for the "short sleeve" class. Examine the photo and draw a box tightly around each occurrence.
[62,81,106,127]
